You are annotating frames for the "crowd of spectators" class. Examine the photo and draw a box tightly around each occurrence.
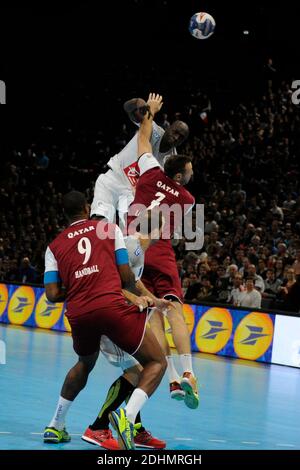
[1,79,300,313]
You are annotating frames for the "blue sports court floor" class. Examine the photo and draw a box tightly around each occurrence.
[1,324,300,450]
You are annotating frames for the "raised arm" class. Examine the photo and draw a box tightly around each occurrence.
[138,93,163,157]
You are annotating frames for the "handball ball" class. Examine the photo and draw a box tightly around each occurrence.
[189,12,216,40]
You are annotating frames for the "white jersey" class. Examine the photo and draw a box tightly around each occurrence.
[107,121,176,188]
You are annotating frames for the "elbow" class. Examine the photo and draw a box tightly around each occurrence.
[45,294,56,303]
[45,292,58,303]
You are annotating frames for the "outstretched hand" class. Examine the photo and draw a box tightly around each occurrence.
[147,93,163,116]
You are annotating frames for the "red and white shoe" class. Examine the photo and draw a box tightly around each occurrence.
[81,427,119,451]
[170,381,185,401]
[134,424,166,449]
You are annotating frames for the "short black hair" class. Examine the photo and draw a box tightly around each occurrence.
[63,191,87,219]
[164,155,192,179]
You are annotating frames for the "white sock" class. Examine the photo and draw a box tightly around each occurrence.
[166,355,181,383]
[125,388,148,424]
[179,354,194,375]
[48,396,73,431]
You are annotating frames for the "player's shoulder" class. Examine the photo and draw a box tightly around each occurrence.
[138,153,162,179]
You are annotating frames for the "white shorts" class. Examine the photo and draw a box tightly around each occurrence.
[91,170,134,225]
[100,335,139,371]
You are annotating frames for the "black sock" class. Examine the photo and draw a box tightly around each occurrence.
[90,376,135,430]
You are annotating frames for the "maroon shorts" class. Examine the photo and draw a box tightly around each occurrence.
[142,264,183,303]
[68,301,147,357]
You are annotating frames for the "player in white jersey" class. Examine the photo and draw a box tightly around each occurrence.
[91,95,189,225]
[81,209,173,450]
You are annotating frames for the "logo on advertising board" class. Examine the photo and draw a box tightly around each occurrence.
[233,312,274,360]
[195,307,233,353]
[35,293,64,329]
[8,286,35,325]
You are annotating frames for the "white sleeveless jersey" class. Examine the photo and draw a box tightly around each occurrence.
[107,121,176,188]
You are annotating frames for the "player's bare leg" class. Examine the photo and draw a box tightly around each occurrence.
[109,328,166,450]
[86,361,165,450]
[111,327,166,442]
[166,302,191,355]
[132,326,167,397]
[61,352,99,400]
[83,365,141,451]
[149,308,171,356]
[149,309,185,401]
[122,365,166,449]
[44,351,99,444]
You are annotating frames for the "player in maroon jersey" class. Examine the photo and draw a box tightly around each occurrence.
[127,93,199,409]
[43,191,166,450]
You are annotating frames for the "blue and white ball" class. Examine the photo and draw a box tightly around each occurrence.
[189,12,216,40]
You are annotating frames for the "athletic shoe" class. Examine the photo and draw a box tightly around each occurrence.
[43,427,71,443]
[134,423,166,449]
[81,427,119,451]
[180,372,199,409]
[170,381,185,401]
[109,408,135,450]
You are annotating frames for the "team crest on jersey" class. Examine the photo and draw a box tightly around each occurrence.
[124,162,140,187]
[134,246,141,257]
